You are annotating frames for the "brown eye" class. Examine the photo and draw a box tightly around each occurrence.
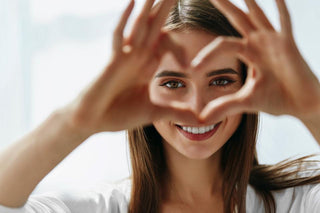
[160,80,185,89]
[210,78,234,87]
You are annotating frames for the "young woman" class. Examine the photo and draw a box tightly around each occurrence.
[0,0,319,212]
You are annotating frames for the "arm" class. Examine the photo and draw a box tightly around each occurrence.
[0,109,89,207]
[0,0,188,208]
[301,106,320,146]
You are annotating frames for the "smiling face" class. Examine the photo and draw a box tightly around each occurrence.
[150,30,244,159]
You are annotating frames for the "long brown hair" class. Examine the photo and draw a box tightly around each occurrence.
[127,1,320,212]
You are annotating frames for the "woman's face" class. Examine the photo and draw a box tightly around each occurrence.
[150,30,243,160]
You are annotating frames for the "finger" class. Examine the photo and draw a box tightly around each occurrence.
[244,0,275,31]
[150,0,162,17]
[152,102,202,124]
[157,33,187,68]
[275,0,293,35]
[139,56,161,84]
[199,92,249,123]
[147,0,176,47]
[191,37,246,72]
[210,0,256,36]
[128,0,156,46]
[112,0,135,52]
[138,0,156,23]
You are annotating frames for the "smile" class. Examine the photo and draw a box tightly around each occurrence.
[175,122,222,141]
[180,124,216,134]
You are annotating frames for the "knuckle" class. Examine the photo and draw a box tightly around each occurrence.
[148,16,155,25]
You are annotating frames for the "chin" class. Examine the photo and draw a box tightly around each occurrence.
[178,144,223,160]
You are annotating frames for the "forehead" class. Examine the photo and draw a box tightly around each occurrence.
[161,30,239,71]
[169,30,217,59]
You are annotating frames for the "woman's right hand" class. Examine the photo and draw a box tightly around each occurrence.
[0,1,200,207]
[62,0,197,134]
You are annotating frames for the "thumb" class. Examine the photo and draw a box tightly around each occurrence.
[200,92,249,123]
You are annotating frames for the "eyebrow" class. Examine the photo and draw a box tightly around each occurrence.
[154,68,239,78]
[206,68,239,77]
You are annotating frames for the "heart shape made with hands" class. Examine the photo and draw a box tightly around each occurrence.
[148,58,249,125]
[147,0,320,124]
[103,0,320,132]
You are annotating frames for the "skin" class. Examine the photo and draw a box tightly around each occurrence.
[156,0,320,210]
[194,0,320,132]
[151,31,243,212]
[152,31,243,159]
[156,0,320,211]
[0,0,319,211]
[0,0,193,207]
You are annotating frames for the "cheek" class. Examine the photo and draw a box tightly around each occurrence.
[153,120,167,132]
[153,120,175,139]
[153,120,179,151]
[220,114,243,143]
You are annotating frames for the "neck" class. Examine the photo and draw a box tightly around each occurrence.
[162,143,224,204]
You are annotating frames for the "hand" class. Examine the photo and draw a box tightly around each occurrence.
[192,0,320,123]
[62,0,198,134]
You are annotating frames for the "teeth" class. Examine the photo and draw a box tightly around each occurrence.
[181,124,215,134]
[192,127,199,134]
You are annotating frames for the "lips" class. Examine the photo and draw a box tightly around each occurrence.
[175,122,222,141]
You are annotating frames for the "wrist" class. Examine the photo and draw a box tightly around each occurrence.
[298,101,320,144]
[298,91,320,122]
[300,108,320,128]
[52,107,92,143]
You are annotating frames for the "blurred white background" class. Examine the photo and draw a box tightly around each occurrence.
[0,0,319,195]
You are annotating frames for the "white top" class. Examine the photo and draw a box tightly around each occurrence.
[1,169,320,213]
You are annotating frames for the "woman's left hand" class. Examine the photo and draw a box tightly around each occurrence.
[192,0,320,123]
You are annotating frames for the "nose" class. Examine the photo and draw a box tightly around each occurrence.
[188,89,207,115]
